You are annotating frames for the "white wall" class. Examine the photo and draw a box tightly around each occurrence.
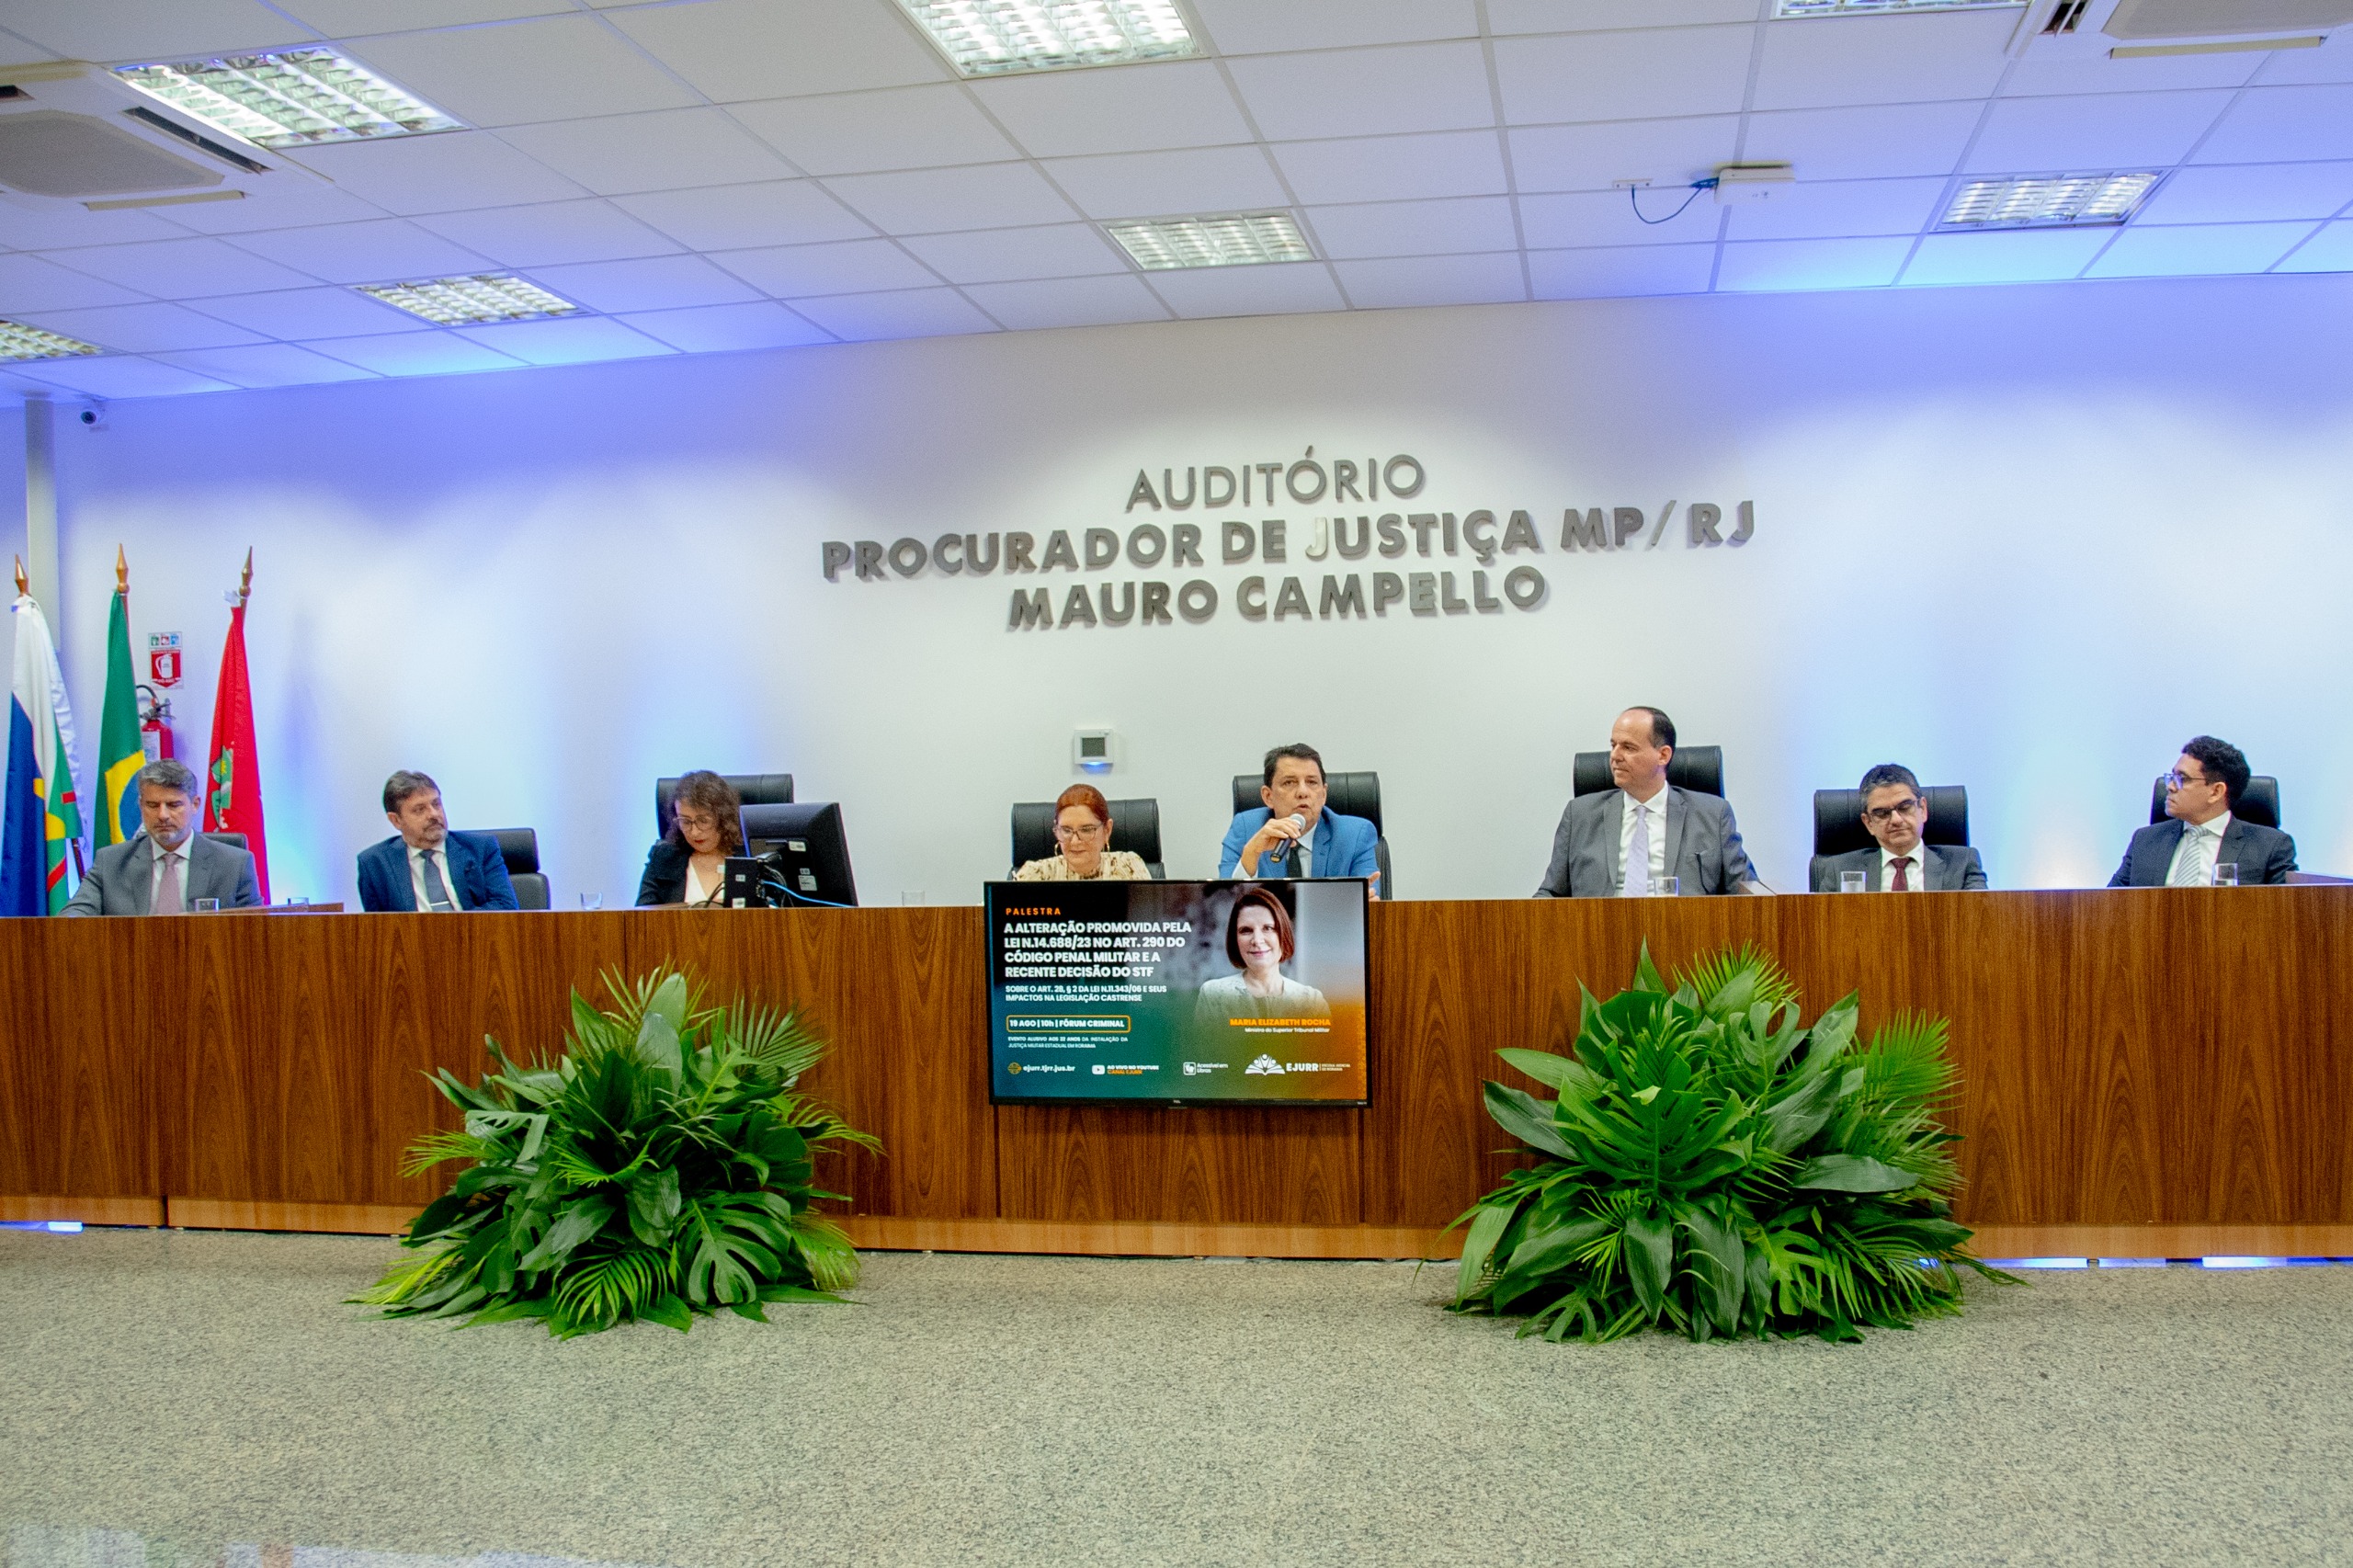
[38,271,2353,906]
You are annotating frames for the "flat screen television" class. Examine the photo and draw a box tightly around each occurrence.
[735,801,858,908]
[986,879,1370,1107]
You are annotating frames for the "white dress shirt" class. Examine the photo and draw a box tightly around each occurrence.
[1881,842,1927,892]
[148,839,190,911]
[683,858,720,907]
[1618,788,1669,894]
[2165,812,2233,887]
[407,841,466,912]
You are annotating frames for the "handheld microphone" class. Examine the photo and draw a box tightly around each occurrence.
[1268,813,1307,867]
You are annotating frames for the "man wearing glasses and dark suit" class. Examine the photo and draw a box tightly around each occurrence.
[1810,763,1987,892]
[2109,735,2295,887]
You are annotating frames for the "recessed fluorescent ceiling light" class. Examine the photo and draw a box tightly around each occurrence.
[1107,213,1313,270]
[1776,0,2020,15]
[356,275,579,325]
[114,49,460,149]
[897,1,1199,76]
[0,319,103,361]
[1940,173,2161,227]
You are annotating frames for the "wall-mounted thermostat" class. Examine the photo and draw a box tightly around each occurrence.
[1073,729,1119,772]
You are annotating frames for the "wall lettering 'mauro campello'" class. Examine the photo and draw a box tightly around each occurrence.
[817,450,1755,631]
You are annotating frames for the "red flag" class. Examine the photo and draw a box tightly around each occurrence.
[204,551,267,901]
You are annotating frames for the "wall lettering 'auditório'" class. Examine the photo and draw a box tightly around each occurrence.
[817,449,1755,631]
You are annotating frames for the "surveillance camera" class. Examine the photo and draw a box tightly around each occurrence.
[77,403,105,430]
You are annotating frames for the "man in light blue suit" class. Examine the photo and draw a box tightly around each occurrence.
[1218,743,1381,895]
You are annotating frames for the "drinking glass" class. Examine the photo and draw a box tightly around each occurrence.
[1839,870,1868,894]
[580,892,604,911]
[1652,877,1679,898]
[2211,862,2239,888]
[192,897,221,914]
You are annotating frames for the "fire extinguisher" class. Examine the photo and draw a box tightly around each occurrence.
[137,682,176,763]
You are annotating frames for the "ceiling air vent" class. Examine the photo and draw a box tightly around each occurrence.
[2042,0,2091,31]
[0,110,222,198]
[2105,0,2353,37]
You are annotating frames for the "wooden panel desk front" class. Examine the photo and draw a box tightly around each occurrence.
[3,890,2347,1258]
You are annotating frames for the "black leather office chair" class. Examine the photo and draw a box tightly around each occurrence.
[1228,770,1392,895]
[654,773,794,839]
[1813,786,1971,860]
[1573,744,1723,799]
[1009,799,1165,878]
[2149,775,2279,829]
[477,827,549,910]
[201,832,247,851]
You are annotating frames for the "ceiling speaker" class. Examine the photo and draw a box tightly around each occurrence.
[0,110,222,198]
[2106,0,2353,38]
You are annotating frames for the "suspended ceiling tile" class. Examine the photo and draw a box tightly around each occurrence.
[415,199,683,267]
[47,236,316,299]
[290,132,586,216]
[151,342,379,386]
[348,17,701,128]
[897,222,1130,284]
[518,254,766,312]
[301,329,529,375]
[1190,0,1479,53]
[1227,43,1498,142]
[1271,131,1510,205]
[275,0,571,32]
[972,61,1254,159]
[2082,220,2315,276]
[613,180,876,251]
[1040,145,1290,221]
[452,312,678,364]
[2192,84,2353,164]
[2003,48,2264,97]
[2136,161,2353,223]
[0,0,313,62]
[498,108,801,195]
[1144,263,1347,318]
[133,177,386,235]
[7,301,268,352]
[611,301,836,352]
[729,85,1022,176]
[1520,187,1721,247]
[2274,219,2353,269]
[1332,251,1529,309]
[0,202,190,251]
[1488,0,1764,33]
[708,238,941,299]
[1720,176,1949,240]
[608,0,949,104]
[821,163,1080,234]
[1301,195,1521,259]
[9,355,235,397]
[1493,28,1755,125]
[788,286,1000,341]
[0,254,147,312]
[1750,10,2016,112]
[1715,235,1915,290]
[194,285,435,337]
[960,273,1172,330]
[1897,227,2110,286]
[224,217,494,284]
[2252,30,2353,84]
[1741,101,1984,181]
[1964,90,2239,175]
[1507,116,1741,194]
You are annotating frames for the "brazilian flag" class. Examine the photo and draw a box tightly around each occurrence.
[97,565,143,847]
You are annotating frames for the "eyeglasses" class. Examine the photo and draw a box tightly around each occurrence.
[1054,822,1107,841]
[676,812,717,831]
[2160,770,2215,792]
[1862,799,1923,824]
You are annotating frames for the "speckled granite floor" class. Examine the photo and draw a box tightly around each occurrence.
[2,1230,2347,1568]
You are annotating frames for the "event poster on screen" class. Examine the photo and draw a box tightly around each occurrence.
[986,881,1370,1106]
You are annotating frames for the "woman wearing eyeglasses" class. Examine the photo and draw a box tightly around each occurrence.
[636,770,744,906]
[1014,784,1150,881]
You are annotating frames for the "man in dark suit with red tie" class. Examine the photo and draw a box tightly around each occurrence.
[356,769,517,913]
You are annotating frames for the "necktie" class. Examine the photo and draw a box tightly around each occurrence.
[1623,802,1653,897]
[152,850,183,915]
[2170,826,2211,888]
[1891,856,1912,892]
[421,849,459,912]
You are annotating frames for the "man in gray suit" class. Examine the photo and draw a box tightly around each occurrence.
[1535,706,1756,897]
[1809,763,1988,892]
[62,758,261,916]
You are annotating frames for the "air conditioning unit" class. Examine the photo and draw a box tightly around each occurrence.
[0,61,319,212]
[2015,0,2351,53]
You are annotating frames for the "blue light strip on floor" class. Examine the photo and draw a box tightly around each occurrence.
[0,1221,82,1233]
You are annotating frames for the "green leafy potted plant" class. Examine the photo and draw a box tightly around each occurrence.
[360,967,878,1337]
[1450,945,2008,1343]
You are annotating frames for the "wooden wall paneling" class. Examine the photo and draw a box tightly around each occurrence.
[0,919,66,1197]
[994,1104,1363,1225]
[625,907,995,1221]
[28,921,165,1199]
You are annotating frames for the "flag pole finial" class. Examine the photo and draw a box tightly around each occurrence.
[115,545,127,596]
[238,548,253,607]
[11,556,24,597]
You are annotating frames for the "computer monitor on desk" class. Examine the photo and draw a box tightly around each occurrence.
[735,802,858,908]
